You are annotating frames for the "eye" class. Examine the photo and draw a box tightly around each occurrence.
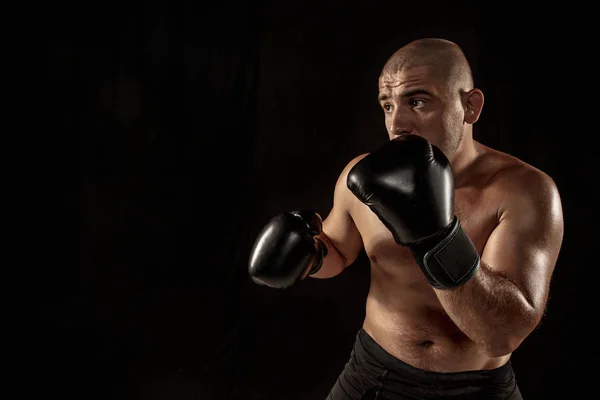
[410,99,426,109]
[383,103,393,113]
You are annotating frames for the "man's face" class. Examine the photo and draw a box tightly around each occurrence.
[378,66,465,159]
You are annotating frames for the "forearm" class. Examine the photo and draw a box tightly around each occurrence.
[434,261,539,357]
[308,233,348,279]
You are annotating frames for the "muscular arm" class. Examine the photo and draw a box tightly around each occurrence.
[434,168,564,357]
[309,156,366,279]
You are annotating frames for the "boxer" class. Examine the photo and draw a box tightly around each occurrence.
[249,38,564,399]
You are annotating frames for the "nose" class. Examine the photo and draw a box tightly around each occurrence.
[389,109,413,138]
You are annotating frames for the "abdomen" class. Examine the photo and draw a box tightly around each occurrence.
[363,257,504,372]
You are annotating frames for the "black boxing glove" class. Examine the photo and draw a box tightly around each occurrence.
[248,210,328,289]
[346,134,479,289]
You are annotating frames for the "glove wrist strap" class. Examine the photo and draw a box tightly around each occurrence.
[413,217,480,289]
[308,237,328,275]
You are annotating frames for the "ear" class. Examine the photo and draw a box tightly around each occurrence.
[463,89,484,124]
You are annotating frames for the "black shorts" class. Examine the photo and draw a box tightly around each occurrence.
[327,329,522,400]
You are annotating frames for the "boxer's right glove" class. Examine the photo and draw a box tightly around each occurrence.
[347,134,480,289]
[248,210,328,289]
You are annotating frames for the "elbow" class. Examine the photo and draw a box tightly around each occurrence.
[482,300,543,358]
[482,337,521,358]
[481,319,538,358]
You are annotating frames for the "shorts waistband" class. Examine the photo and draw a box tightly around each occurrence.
[357,328,515,386]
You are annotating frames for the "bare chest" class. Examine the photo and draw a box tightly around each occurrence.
[352,187,498,278]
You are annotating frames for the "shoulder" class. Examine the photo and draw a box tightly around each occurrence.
[331,153,370,206]
[345,153,370,172]
[486,149,558,198]
[479,146,562,224]
[336,153,369,186]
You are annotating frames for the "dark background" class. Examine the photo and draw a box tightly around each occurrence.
[16,0,595,398]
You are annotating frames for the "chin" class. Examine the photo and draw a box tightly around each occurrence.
[416,133,443,149]
[427,139,454,159]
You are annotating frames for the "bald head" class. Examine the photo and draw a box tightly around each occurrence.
[380,38,474,93]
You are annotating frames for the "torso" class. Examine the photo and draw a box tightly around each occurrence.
[349,142,522,372]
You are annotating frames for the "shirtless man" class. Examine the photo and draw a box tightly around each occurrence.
[248,38,564,399]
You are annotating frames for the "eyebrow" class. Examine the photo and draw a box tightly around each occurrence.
[378,89,434,102]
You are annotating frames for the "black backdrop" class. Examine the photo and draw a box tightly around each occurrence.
[19,0,595,398]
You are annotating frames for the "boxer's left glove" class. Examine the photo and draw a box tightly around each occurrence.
[347,134,480,289]
[248,210,328,289]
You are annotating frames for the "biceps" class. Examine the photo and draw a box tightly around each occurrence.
[481,218,561,310]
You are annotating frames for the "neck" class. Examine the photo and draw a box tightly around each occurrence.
[450,130,478,179]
